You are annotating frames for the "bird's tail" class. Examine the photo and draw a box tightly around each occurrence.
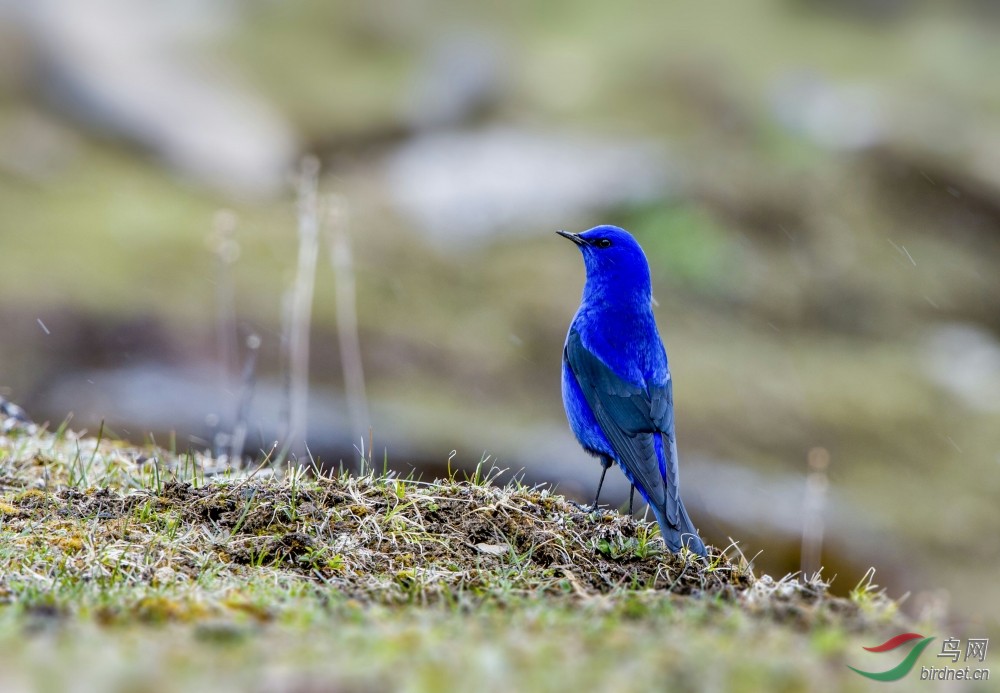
[647,435,707,557]
[649,495,706,557]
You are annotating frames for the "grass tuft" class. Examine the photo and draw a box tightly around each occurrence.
[0,416,920,691]
[0,419,900,628]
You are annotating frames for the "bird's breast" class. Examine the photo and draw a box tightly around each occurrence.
[570,308,668,387]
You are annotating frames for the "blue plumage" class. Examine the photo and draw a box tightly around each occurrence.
[559,225,706,556]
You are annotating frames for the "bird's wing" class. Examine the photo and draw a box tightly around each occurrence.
[564,329,682,527]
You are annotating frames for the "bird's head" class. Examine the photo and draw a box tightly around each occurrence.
[557,225,652,304]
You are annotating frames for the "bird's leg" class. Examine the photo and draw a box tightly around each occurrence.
[588,455,614,512]
[628,485,635,515]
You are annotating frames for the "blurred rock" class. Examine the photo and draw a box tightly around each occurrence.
[770,73,885,150]
[385,126,674,246]
[403,33,507,131]
[5,0,296,197]
[0,396,33,433]
[922,323,1000,412]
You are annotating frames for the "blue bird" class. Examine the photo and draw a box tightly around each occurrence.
[558,225,707,556]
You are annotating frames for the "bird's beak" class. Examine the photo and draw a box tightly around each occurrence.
[556,230,588,246]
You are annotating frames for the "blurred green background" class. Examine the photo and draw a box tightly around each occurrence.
[1,0,998,631]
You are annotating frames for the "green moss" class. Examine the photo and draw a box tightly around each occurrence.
[628,203,738,289]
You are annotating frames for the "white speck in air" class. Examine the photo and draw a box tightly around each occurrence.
[36,319,50,335]
[887,239,916,267]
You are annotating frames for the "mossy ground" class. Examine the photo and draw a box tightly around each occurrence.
[0,415,929,692]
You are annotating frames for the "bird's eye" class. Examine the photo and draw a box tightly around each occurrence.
[597,239,612,248]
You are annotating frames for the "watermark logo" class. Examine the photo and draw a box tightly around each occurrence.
[848,633,990,683]
[848,633,935,682]
[922,636,990,682]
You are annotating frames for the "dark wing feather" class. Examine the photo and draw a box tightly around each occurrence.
[564,329,682,528]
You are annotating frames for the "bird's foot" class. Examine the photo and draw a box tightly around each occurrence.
[569,500,607,514]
